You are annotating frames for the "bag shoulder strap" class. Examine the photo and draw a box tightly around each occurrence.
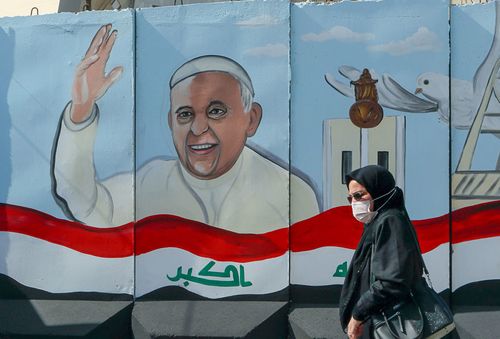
[370,244,374,285]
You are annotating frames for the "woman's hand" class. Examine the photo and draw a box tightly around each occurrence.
[347,317,364,338]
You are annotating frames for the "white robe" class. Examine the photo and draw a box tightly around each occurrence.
[53,104,319,233]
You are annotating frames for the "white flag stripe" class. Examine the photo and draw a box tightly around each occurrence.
[0,232,134,295]
[291,244,450,293]
[5,227,494,297]
[136,248,288,299]
[422,244,449,293]
[291,247,354,286]
[452,236,500,291]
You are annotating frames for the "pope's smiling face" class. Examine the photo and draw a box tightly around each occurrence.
[168,72,261,180]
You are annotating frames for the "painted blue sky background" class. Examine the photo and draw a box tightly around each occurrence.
[292,0,450,219]
[0,0,497,221]
[452,2,498,173]
[0,10,134,219]
[135,1,290,168]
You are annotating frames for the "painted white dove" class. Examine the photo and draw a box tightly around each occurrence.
[415,72,474,128]
[325,66,438,114]
[325,1,500,133]
[326,67,498,130]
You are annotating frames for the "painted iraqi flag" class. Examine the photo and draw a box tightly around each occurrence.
[0,201,498,298]
[135,214,289,299]
[0,204,289,298]
[290,201,500,293]
[0,204,135,296]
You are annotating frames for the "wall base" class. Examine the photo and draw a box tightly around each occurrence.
[131,300,288,338]
[0,299,132,338]
[289,305,344,339]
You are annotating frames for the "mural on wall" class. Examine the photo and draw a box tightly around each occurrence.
[0,0,498,307]
[131,2,315,300]
[53,24,133,227]
[0,0,310,303]
[451,1,500,305]
[290,0,500,306]
[0,11,135,298]
[0,22,14,300]
[290,0,451,302]
[47,2,316,300]
[53,25,319,230]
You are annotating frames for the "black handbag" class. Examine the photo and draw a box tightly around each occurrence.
[372,293,423,339]
[371,225,455,339]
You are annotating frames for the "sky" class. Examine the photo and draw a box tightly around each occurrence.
[0,0,59,18]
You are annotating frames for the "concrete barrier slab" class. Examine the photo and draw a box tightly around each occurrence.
[0,299,132,338]
[452,306,500,339]
[132,300,288,338]
[289,305,344,339]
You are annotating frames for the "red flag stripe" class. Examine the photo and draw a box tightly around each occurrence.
[135,214,289,261]
[0,204,289,260]
[451,200,500,244]
[0,203,134,258]
[290,200,500,253]
[290,205,363,252]
[0,201,498,258]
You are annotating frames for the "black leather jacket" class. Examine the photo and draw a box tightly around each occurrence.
[339,207,423,332]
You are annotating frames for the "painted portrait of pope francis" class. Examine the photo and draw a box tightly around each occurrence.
[51,24,319,234]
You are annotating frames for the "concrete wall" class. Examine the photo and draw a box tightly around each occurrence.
[0,0,499,337]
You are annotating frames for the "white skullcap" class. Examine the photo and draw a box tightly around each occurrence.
[169,55,254,96]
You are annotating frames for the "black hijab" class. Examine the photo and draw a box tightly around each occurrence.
[345,165,405,211]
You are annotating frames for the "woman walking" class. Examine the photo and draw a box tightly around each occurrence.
[339,165,423,339]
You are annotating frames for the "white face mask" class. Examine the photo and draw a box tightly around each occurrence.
[350,187,396,223]
[351,200,377,223]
